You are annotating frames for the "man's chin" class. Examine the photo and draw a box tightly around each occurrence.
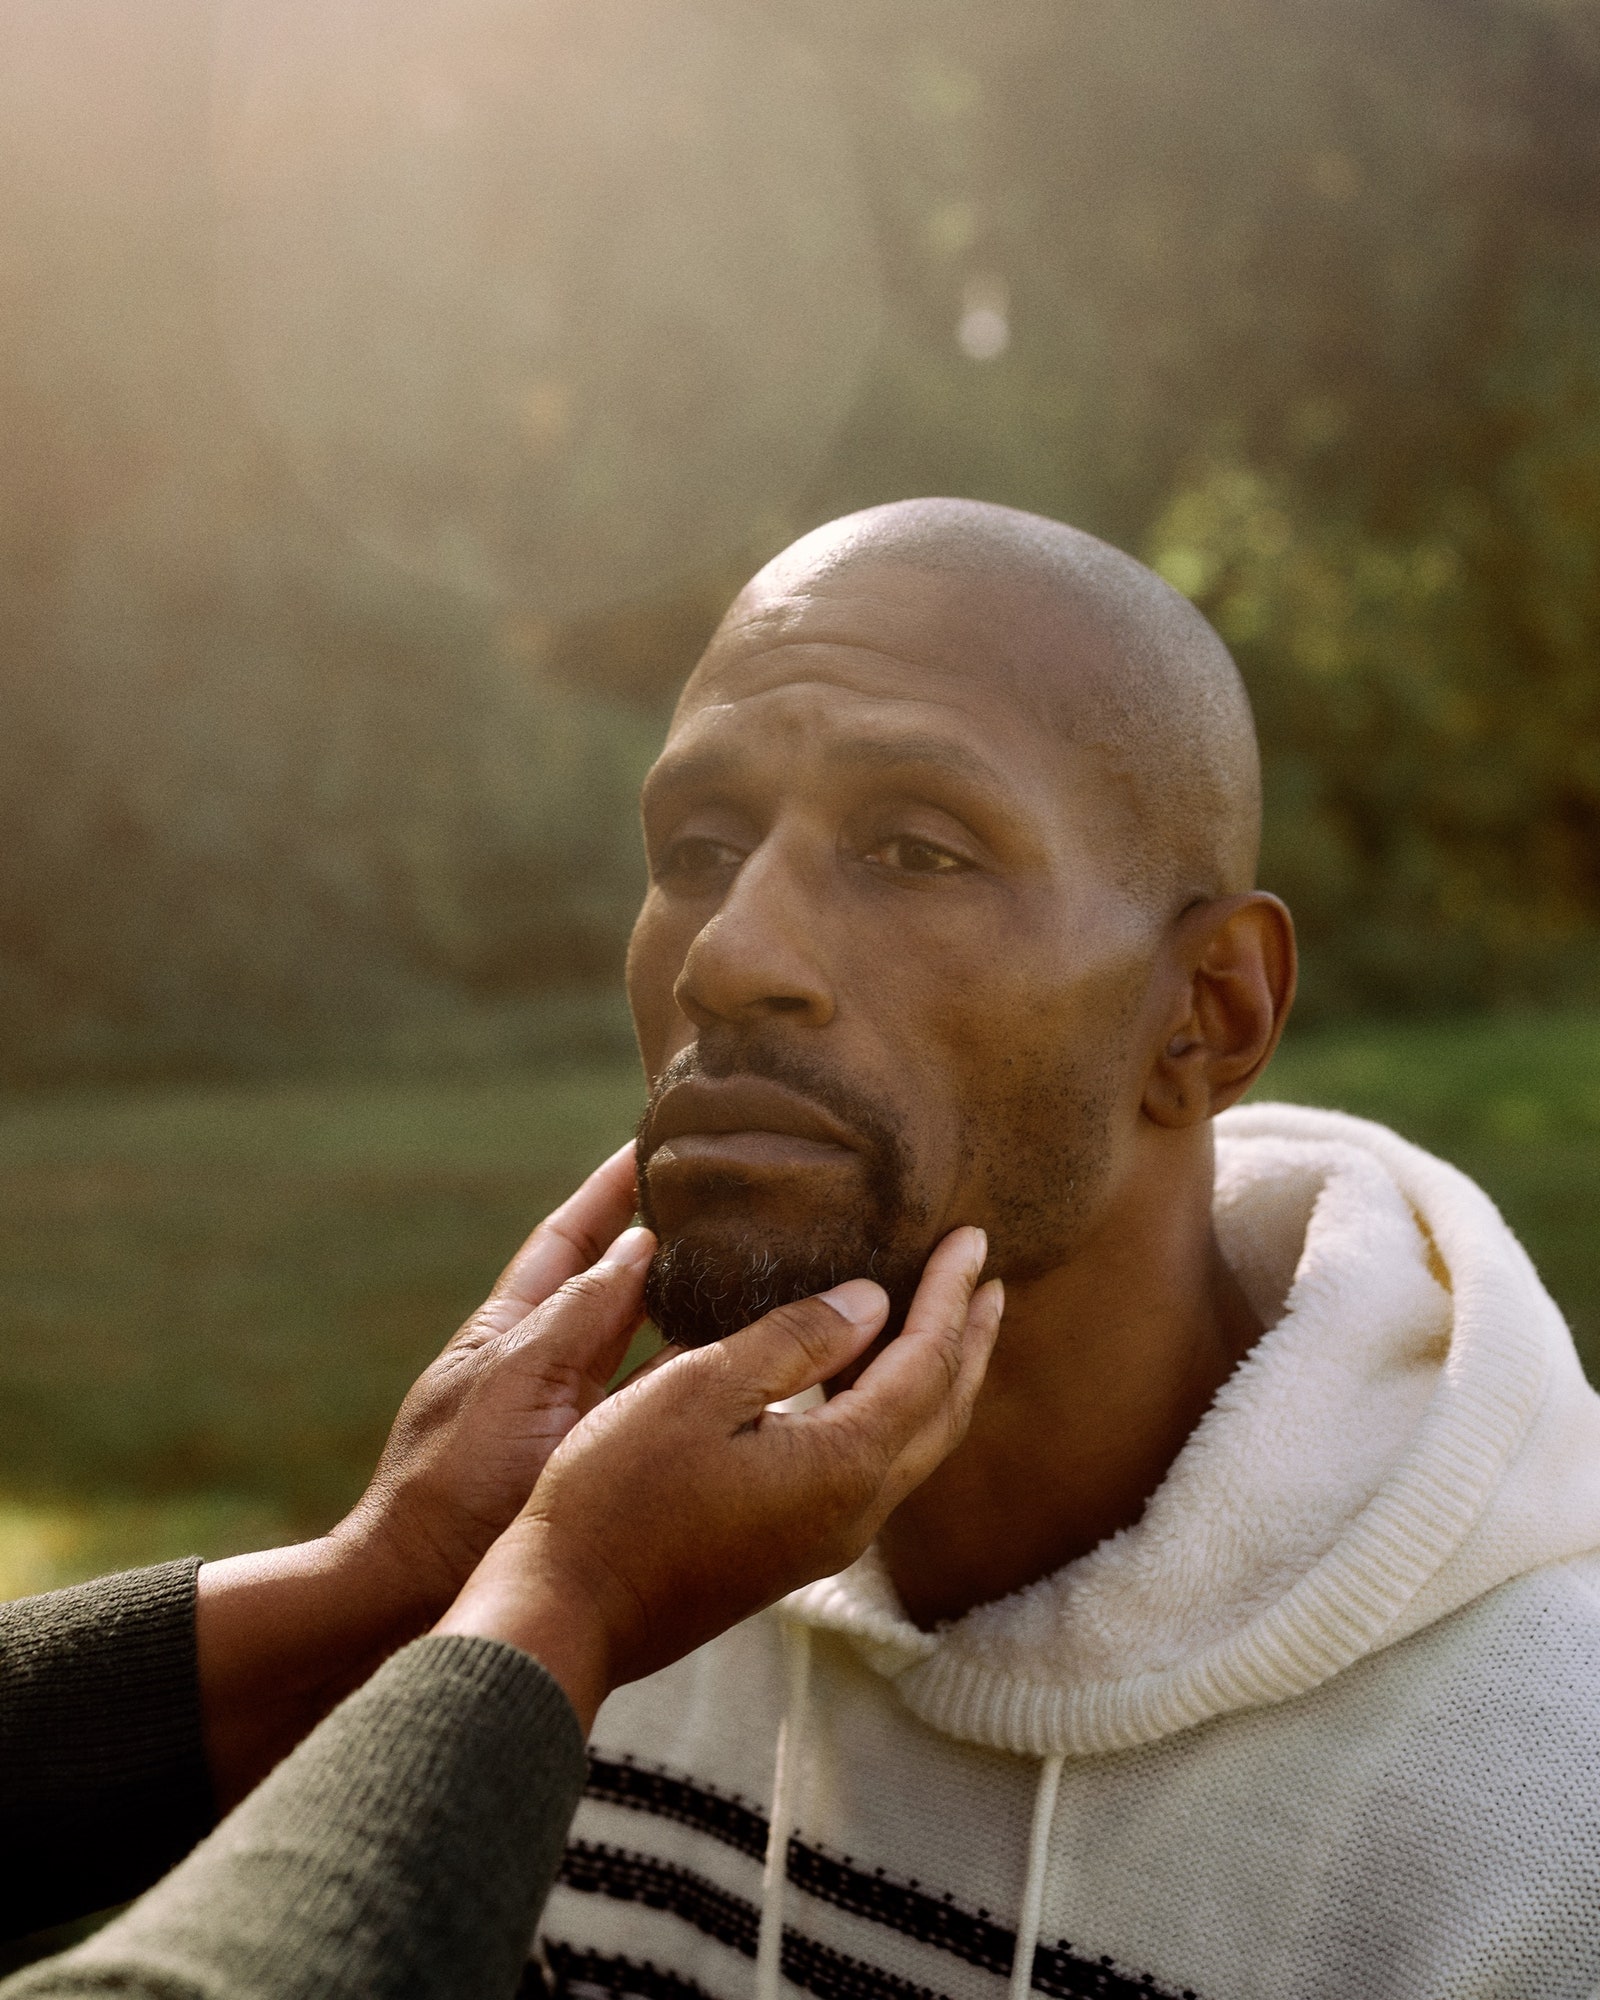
[643,1223,927,1350]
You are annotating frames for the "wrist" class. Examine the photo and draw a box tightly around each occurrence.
[325,1496,470,1638]
[434,1529,615,1734]
[198,1533,440,1809]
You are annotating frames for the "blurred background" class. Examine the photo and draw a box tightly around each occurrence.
[3,0,1600,1595]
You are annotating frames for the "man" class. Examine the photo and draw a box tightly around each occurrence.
[0,1151,1001,2000]
[536,499,1600,2000]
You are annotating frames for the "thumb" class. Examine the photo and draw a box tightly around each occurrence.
[503,1225,657,1383]
[704,1278,890,1415]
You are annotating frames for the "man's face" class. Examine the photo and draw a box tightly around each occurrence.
[627,560,1161,1346]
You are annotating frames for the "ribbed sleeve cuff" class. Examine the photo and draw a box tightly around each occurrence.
[0,1558,212,1937]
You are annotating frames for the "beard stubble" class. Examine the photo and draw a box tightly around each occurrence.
[635,1031,1119,1350]
[636,1038,932,1348]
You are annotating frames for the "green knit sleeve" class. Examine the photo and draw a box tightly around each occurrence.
[0,1560,214,1939]
[1,1634,587,2000]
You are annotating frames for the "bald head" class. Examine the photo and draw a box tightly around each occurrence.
[701,497,1260,914]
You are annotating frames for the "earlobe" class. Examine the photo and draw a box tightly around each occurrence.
[1144,1036,1211,1129]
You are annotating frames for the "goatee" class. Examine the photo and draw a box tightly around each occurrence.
[635,1039,931,1348]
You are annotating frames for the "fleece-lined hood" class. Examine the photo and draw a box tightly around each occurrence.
[783,1103,1600,1761]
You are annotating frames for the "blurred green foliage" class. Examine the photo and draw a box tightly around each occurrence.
[2,0,1598,1080]
[818,0,1600,1018]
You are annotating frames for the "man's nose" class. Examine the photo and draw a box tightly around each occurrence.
[672,838,835,1030]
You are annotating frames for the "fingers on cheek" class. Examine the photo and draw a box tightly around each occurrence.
[544,1261,648,1335]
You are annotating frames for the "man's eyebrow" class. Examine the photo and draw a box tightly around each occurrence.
[640,745,739,801]
[827,734,1008,791]
[643,732,1009,801]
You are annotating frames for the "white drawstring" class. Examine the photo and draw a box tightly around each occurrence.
[755,1621,813,2000]
[1009,1752,1064,2000]
[756,1627,1060,2000]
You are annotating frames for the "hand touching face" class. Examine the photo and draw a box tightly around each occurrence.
[199,1148,1000,1803]
[438,1227,1004,1726]
[337,1142,653,1614]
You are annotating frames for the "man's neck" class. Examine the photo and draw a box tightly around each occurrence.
[877,1136,1263,1629]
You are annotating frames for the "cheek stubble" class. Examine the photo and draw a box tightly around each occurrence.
[634,1033,1120,1349]
[956,1043,1119,1283]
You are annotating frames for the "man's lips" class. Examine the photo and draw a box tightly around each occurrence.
[642,1075,861,1172]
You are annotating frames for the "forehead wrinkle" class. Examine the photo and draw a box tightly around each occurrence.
[689,603,1116,773]
[678,634,977,722]
[679,631,1075,753]
[644,727,1015,817]
[662,651,1149,823]
[659,664,1060,801]
[825,732,1009,793]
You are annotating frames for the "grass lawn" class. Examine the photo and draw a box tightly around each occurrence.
[0,1063,645,1590]
[0,1006,1595,1596]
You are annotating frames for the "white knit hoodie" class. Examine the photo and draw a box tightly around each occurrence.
[536,1106,1600,2000]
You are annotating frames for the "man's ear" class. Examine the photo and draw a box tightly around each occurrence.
[1142,893,1297,1129]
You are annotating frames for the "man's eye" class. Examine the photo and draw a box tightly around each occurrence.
[868,836,969,876]
[657,835,744,882]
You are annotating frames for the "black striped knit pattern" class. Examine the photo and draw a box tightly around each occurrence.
[536,1754,1197,2000]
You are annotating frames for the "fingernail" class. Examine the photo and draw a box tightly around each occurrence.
[818,1278,888,1330]
[598,1225,655,1271]
[965,1227,988,1281]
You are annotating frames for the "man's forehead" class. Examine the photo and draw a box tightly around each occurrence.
[675,557,1123,742]
[646,516,1261,907]
[715,569,986,664]
[649,647,1137,848]
[705,556,1107,681]
[656,673,1028,791]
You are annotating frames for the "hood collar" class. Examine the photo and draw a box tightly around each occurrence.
[784,1104,1599,1756]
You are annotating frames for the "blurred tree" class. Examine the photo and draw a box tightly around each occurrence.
[0,469,658,1079]
[1,0,1597,1079]
[794,0,1600,1016]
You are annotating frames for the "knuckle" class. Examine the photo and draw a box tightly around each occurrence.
[933,1322,967,1399]
[445,1309,499,1355]
[760,1297,846,1368]
[685,1338,740,1394]
[818,1406,892,1500]
[635,1339,735,1417]
[908,1300,969,1401]
[550,1264,620,1312]
[545,1213,609,1268]
[431,1328,507,1388]
[524,1354,592,1405]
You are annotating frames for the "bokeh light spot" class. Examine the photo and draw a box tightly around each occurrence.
[958,273,1010,361]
